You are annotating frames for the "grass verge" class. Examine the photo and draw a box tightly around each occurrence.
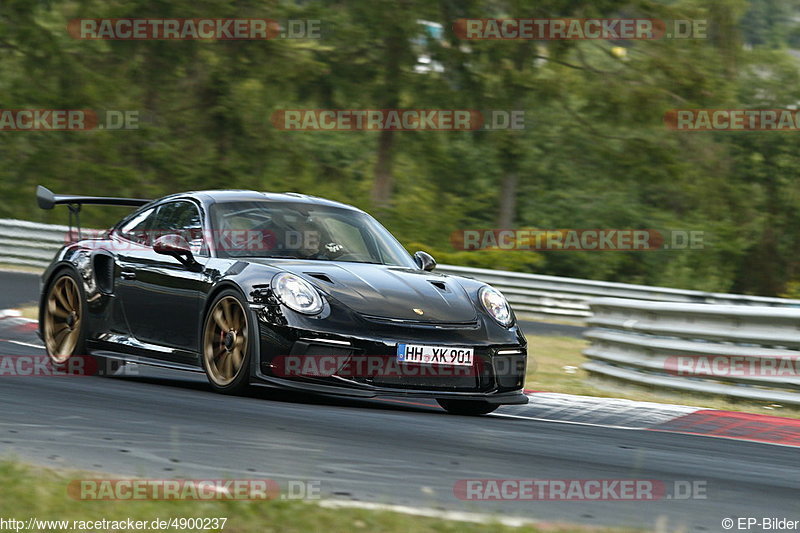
[0,460,636,533]
[18,305,38,320]
[526,334,800,419]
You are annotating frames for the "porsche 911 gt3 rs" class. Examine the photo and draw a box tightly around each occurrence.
[36,185,527,415]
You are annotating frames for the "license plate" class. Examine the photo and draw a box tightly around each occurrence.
[396,344,474,366]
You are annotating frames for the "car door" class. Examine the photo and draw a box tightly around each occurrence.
[115,200,209,358]
[108,206,156,339]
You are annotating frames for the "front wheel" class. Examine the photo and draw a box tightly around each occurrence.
[437,399,498,416]
[201,289,253,394]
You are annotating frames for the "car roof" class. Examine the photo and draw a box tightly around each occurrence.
[163,190,365,213]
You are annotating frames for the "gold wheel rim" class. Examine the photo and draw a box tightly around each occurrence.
[44,275,82,363]
[203,296,248,386]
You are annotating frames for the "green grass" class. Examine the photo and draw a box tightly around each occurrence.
[0,460,636,533]
[19,305,38,320]
[526,334,800,419]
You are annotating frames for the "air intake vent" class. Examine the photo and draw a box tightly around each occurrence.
[307,273,333,284]
[429,280,448,291]
[93,253,114,294]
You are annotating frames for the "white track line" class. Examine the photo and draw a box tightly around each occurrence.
[4,339,44,349]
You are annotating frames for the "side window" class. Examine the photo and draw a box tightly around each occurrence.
[152,201,205,255]
[324,218,370,257]
[117,208,156,245]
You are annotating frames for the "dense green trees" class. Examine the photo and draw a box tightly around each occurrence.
[1,0,800,296]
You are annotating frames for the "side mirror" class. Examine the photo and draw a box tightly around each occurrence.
[413,251,436,272]
[153,234,199,269]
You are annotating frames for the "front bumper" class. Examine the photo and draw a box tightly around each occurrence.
[250,309,528,405]
[251,371,529,404]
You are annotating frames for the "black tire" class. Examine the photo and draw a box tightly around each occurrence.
[437,399,498,416]
[201,288,253,394]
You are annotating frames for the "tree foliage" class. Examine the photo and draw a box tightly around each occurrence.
[1,0,799,295]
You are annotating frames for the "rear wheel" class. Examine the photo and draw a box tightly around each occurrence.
[437,399,498,416]
[42,269,122,376]
[43,270,86,364]
[202,289,252,394]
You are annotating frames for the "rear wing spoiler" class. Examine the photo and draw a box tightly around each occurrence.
[36,185,151,240]
[36,185,150,210]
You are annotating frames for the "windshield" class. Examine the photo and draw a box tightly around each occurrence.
[209,200,416,267]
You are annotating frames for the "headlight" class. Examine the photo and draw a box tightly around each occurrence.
[271,273,324,315]
[479,286,513,327]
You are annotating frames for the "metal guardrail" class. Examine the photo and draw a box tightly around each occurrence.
[0,219,74,268]
[436,264,800,319]
[2,218,800,316]
[583,298,800,404]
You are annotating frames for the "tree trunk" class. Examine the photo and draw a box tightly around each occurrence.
[372,129,395,207]
[493,39,532,228]
[370,27,403,208]
[496,171,518,228]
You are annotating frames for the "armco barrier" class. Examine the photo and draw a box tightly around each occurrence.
[2,218,800,318]
[583,297,800,404]
[435,264,800,319]
[0,219,74,268]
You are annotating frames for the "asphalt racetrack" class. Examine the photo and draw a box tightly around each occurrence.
[0,270,797,531]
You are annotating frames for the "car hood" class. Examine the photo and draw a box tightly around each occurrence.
[266,261,478,323]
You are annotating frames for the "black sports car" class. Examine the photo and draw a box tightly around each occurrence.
[36,185,527,415]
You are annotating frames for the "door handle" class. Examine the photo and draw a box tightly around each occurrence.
[120,271,136,280]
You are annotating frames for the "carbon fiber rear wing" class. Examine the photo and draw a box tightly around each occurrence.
[36,185,150,210]
[36,185,151,240]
